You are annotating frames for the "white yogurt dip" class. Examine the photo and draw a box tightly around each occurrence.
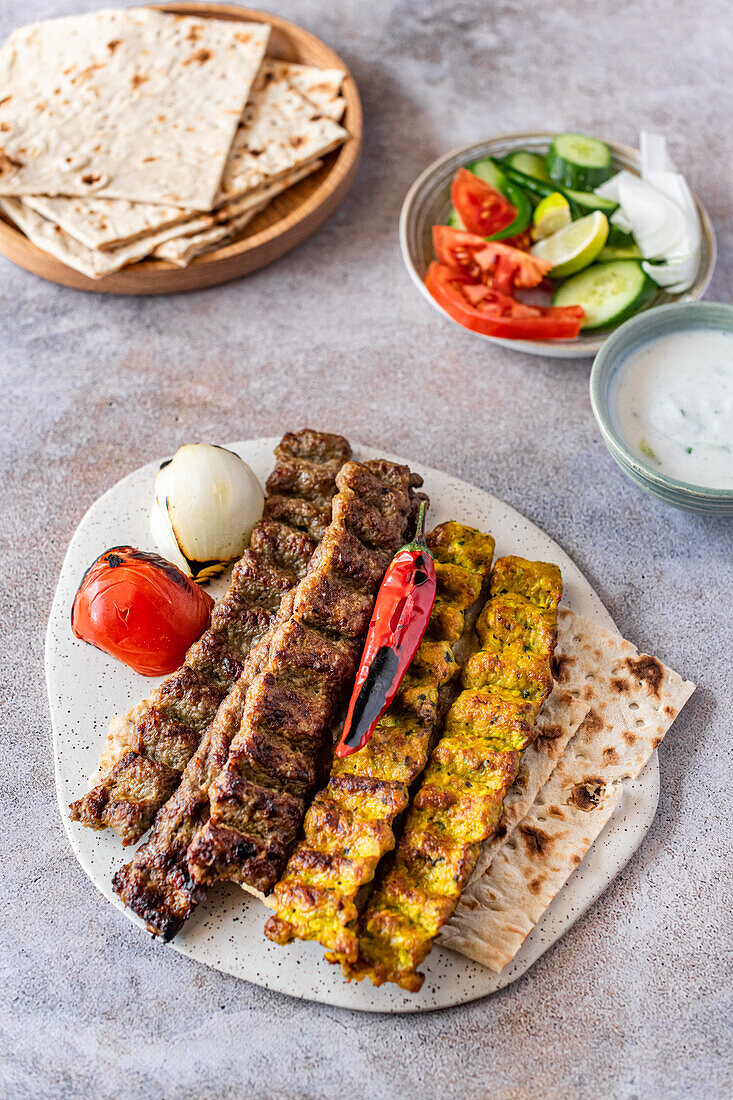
[611,328,733,489]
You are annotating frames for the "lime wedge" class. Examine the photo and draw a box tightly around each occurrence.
[531,192,571,241]
[530,211,609,277]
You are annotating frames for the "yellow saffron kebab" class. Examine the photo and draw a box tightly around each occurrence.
[334,554,562,991]
[264,522,496,956]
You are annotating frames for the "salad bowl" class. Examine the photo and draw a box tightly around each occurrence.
[400,132,717,359]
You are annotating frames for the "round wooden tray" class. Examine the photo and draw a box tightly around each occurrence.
[0,4,362,295]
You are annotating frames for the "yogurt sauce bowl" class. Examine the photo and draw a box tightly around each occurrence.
[590,301,733,515]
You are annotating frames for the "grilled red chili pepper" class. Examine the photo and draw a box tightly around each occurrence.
[336,501,436,758]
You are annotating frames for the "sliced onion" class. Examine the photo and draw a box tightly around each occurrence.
[643,255,699,294]
[595,134,701,293]
[151,444,264,582]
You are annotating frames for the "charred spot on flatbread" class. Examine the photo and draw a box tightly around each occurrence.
[107,40,122,53]
[626,655,663,698]
[183,49,213,66]
[568,780,604,811]
[519,823,552,856]
[0,149,23,174]
[131,74,149,90]
[611,676,629,694]
[538,723,562,742]
[580,709,603,737]
[603,747,620,766]
[72,63,104,85]
[551,653,576,682]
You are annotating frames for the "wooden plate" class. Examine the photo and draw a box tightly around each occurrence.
[0,4,362,295]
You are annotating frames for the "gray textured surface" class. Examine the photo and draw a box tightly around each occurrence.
[1,1,731,1097]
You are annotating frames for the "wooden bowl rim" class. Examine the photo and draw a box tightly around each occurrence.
[0,2,362,289]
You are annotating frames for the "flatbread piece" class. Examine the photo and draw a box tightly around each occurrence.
[14,61,347,252]
[0,197,212,278]
[0,9,269,207]
[438,609,695,971]
[152,160,322,266]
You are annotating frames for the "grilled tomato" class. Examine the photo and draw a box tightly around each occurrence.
[71,546,213,676]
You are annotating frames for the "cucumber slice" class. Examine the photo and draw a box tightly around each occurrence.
[494,159,552,202]
[466,156,507,191]
[447,206,465,230]
[565,187,619,214]
[552,260,657,330]
[497,161,618,217]
[598,242,642,261]
[547,133,612,191]
[503,150,551,183]
[598,227,642,260]
[459,157,532,240]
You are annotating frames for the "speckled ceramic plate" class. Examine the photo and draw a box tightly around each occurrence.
[47,439,659,1012]
[399,132,716,360]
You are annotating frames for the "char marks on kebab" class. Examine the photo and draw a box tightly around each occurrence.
[111,430,352,938]
[70,430,351,846]
[185,459,425,897]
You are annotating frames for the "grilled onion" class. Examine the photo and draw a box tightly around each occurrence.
[151,444,263,582]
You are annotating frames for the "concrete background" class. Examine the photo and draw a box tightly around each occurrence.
[1,1,731,1097]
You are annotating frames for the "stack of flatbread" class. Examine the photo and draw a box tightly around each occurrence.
[0,8,350,277]
[438,607,695,972]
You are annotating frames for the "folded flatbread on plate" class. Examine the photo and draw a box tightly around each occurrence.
[151,161,323,267]
[267,61,347,121]
[0,9,269,208]
[437,609,695,972]
[16,61,347,253]
[0,159,324,277]
[0,197,215,278]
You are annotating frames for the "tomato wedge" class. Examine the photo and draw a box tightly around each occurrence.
[424,262,584,340]
[433,225,488,279]
[474,240,552,293]
[433,227,552,296]
[72,546,214,676]
[451,167,517,237]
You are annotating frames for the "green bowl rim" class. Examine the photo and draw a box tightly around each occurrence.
[589,300,733,502]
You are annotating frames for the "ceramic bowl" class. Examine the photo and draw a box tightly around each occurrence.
[590,301,733,515]
[399,132,717,359]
